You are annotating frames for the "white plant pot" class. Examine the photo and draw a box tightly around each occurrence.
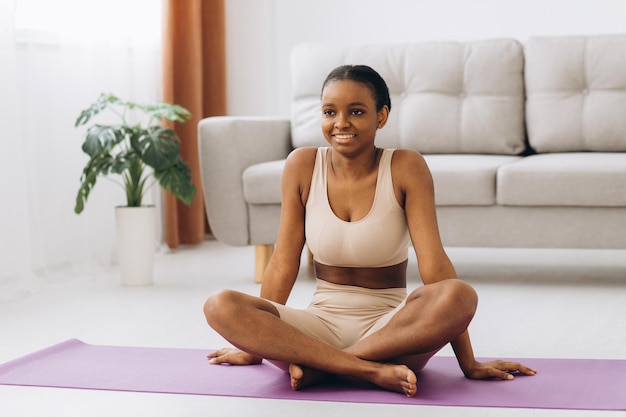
[115,206,156,286]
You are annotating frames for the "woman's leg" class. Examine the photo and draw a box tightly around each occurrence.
[288,279,477,389]
[347,279,478,366]
[203,289,418,396]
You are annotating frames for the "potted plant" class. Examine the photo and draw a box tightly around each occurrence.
[74,93,197,285]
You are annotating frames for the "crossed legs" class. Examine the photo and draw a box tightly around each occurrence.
[204,279,477,397]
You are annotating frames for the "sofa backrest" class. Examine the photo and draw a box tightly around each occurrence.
[290,39,526,155]
[525,35,626,153]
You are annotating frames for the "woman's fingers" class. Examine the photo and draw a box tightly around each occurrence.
[490,360,537,379]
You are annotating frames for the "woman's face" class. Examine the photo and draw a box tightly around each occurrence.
[321,79,388,153]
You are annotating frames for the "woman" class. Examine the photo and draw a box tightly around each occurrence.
[204,65,536,397]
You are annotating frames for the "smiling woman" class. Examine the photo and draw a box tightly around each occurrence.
[203,64,536,397]
[0,0,163,294]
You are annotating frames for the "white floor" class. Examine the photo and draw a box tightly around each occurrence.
[1,239,625,417]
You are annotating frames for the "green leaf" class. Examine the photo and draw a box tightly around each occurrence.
[74,93,112,127]
[110,153,133,175]
[154,158,197,206]
[82,126,110,156]
[74,152,115,213]
[140,102,192,123]
[104,94,122,105]
[131,126,180,171]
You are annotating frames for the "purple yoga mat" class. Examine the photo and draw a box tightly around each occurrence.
[0,339,624,410]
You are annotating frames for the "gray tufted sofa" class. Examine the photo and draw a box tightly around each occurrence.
[199,34,626,282]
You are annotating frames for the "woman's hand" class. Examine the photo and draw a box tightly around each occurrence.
[207,347,263,365]
[463,359,537,380]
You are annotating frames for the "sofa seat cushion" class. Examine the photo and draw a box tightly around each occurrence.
[525,35,626,152]
[424,155,522,206]
[244,154,525,207]
[497,153,626,206]
[243,159,285,204]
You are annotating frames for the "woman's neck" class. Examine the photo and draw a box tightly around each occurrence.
[329,146,380,180]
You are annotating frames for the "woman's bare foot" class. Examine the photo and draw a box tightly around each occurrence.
[371,363,418,397]
[289,363,330,390]
[289,362,418,397]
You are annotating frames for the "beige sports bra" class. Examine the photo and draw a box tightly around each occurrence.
[305,147,410,268]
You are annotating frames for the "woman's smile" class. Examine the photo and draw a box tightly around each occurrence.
[333,133,357,143]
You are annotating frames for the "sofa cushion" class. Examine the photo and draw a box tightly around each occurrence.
[525,35,626,152]
[242,160,285,204]
[424,155,522,206]
[291,40,526,155]
[497,153,626,206]
[243,154,523,207]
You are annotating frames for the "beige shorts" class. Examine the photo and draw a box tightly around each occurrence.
[268,279,408,349]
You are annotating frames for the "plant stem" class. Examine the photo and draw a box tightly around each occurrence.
[124,155,145,207]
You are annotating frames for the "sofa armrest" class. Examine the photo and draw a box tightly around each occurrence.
[198,116,292,246]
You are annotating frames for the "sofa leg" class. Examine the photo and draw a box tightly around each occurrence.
[254,244,274,284]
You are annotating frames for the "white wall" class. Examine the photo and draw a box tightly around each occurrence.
[225,0,626,117]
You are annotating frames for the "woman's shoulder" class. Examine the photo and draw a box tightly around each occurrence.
[284,147,319,179]
[388,148,428,170]
[287,146,320,162]
[388,148,432,185]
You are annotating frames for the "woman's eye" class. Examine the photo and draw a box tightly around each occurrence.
[352,109,364,115]
[323,110,335,116]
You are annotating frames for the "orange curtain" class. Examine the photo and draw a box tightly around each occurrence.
[162,0,227,247]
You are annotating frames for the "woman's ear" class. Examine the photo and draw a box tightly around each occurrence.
[377,105,390,129]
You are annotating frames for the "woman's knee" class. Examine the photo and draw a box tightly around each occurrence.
[203,289,242,326]
[414,280,477,322]
[440,279,478,322]
[203,290,279,330]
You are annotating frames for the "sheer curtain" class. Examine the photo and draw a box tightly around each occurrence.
[0,0,163,296]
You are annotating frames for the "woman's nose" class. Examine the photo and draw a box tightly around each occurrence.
[334,113,349,128]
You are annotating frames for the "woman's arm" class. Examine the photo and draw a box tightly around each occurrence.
[207,148,315,366]
[393,150,536,379]
[392,149,455,285]
[394,150,476,367]
[259,147,316,304]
